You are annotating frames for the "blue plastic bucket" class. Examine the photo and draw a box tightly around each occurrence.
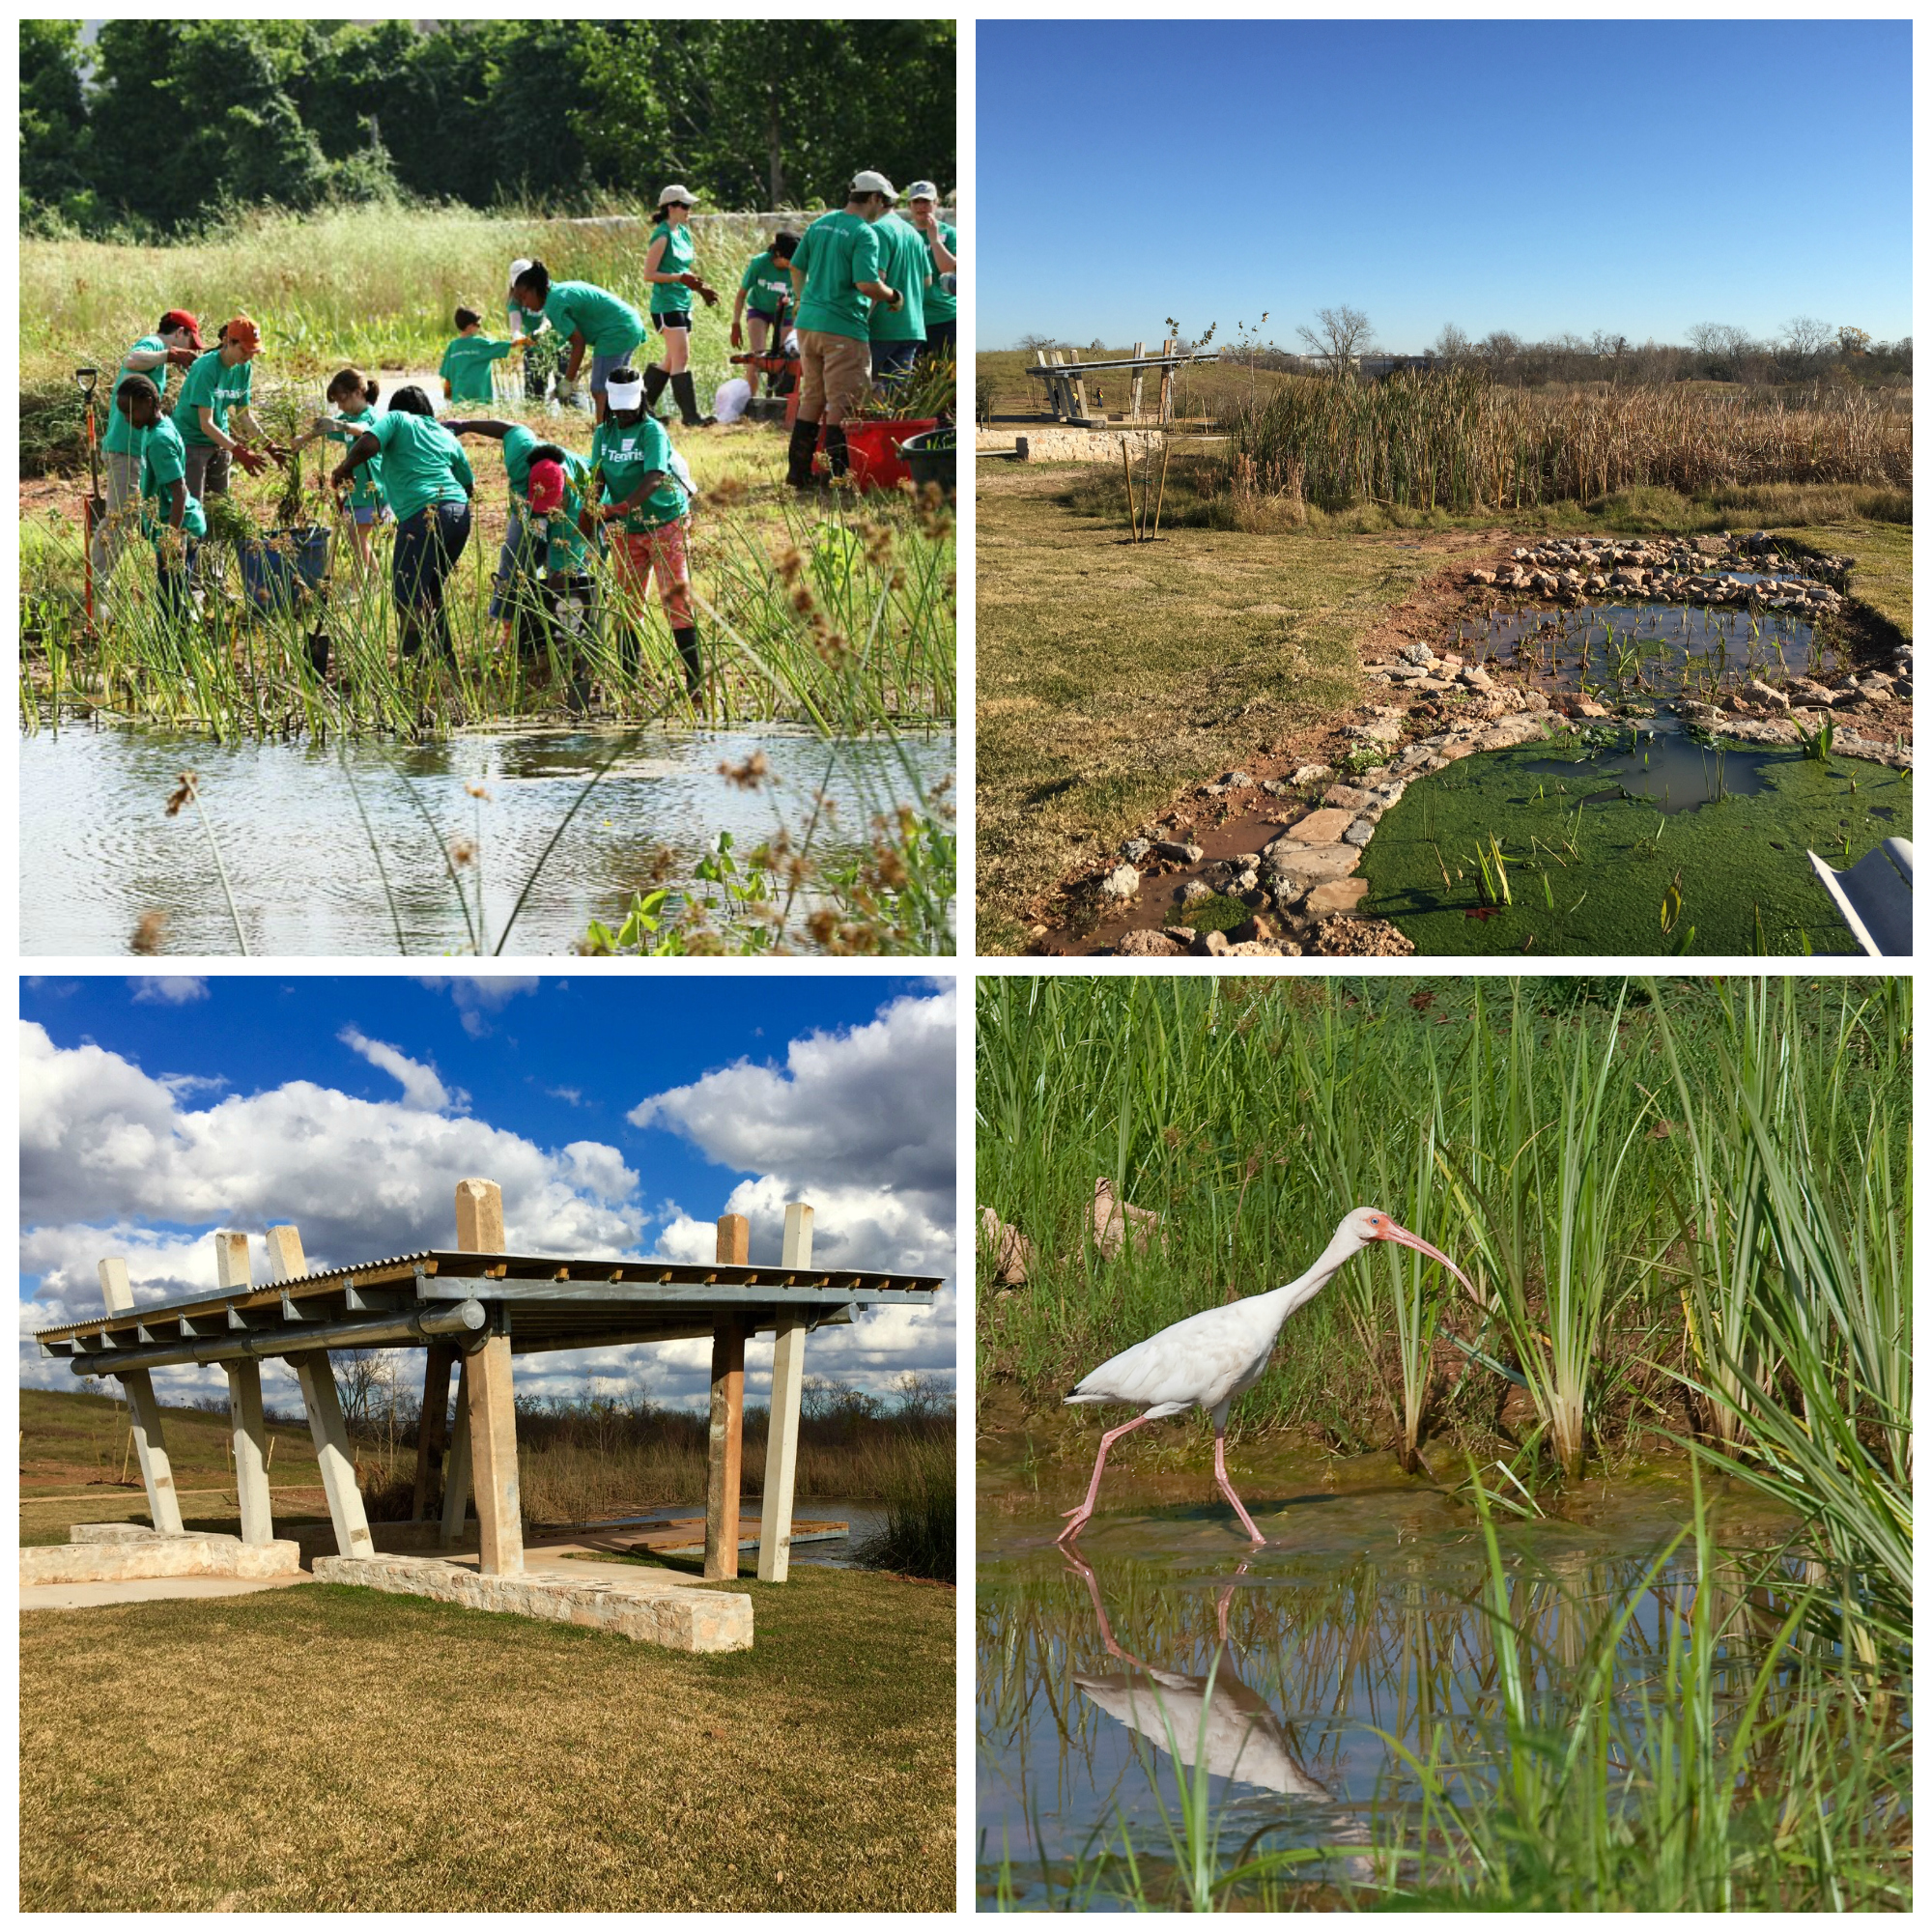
[239,526,331,611]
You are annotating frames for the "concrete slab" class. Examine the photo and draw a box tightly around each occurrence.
[22,1573,312,1612]
[22,1529,302,1586]
[312,1552,754,1653]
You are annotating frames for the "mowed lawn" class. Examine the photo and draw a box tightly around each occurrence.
[21,1567,953,1912]
[975,463,1475,950]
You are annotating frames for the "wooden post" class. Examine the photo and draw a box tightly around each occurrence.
[704,1213,749,1580]
[440,1361,472,1548]
[1159,337,1175,423]
[98,1257,185,1536]
[758,1204,812,1583]
[411,1341,455,1522]
[292,1348,375,1559]
[1130,341,1146,422]
[456,1179,521,1576]
[214,1232,274,1546]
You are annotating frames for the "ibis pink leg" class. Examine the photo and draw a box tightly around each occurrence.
[1213,1431,1266,1546]
[1058,1413,1152,1545]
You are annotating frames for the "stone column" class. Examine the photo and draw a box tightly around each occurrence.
[456,1179,522,1576]
[757,1204,813,1583]
[99,1257,185,1536]
[292,1347,375,1560]
[704,1214,749,1580]
[214,1232,274,1547]
[440,1361,472,1548]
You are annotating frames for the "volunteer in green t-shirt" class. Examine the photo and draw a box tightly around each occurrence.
[330,387,474,664]
[509,261,644,424]
[784,172,904,489]
[444,415,596,647]
[440,305,523,407]
[90,309,206,601]
[867,209,931,382]
[583,367,701,699]
[732,231,799,396]
[113,374,205,624]
[640,185,722,429]
[175,315,280,503]
[906,182,957,355]
[518,449,599,681]
[291,369,386,581]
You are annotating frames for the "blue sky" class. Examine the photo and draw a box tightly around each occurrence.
[20,974,956,1408]
[979,20,1912,352]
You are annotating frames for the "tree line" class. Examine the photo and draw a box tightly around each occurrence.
[1023,307,1911,391]
[21,19,955,238]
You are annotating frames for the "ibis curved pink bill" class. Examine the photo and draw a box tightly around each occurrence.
[1059,1208,1472,1547]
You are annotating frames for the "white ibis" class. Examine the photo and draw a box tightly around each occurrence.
[1058,1208,1471,1546]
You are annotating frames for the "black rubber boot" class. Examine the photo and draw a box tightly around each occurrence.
[672,626,702,700]
[670,371,714,428]
[642,365,670,414]
[824,423,850,479]
[786,417,821,489]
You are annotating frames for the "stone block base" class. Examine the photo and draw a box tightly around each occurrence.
[312,1554,754,1653]
[23,1528,302,1585]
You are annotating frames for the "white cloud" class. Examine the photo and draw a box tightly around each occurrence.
[338,1025,459,1114]
[19,1006,954,1411]
[130,977,208,1005]
[416,975,541,1037]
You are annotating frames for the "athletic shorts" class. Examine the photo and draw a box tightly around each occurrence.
[651,312,694,333]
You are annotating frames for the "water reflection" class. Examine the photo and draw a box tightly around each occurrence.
[978,1477,1792,1909]
[20,723,953,955]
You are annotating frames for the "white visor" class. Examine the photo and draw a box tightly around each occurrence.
[606,377,645,410]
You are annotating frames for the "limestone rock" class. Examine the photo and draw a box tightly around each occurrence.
[1304,878,1373,917]
[1152,839,1205,864]
[1176,877,1214,907]
[1089,1176,1159,1260]
[1279,806,1356,845]
[1311,914,1415,956]
[1120,837,1151,862]
[1099,864,1140,898]
[979,1206,1036,1284]
[1290,764,1333,785]
[1115,928,1186,958]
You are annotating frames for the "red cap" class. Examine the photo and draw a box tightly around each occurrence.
[159,310,207,350]
[527,458,566,515]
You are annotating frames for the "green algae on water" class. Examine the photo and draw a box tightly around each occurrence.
[1360,741,1911,955]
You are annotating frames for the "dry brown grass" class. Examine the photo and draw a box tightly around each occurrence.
[20,1565,953,1911]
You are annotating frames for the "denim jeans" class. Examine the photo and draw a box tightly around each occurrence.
[392,498,472,660]
[489,502,540,622]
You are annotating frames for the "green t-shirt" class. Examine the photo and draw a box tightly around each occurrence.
[175,348,253,449]
[921,220,957,325]
[139,414,207,543]
[591,414,687,533]
[791,211,883,341]
[500,423,543,493]
[368,412,473,524]
[102,335,167,458]
[542,280,643,357]
[867,213,927,343]
[322,407,385,510]
[440,333,515,404]
[739,249,793,319]
[650,223,696,316]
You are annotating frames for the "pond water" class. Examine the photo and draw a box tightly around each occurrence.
[978,1460,1800,1909]
[1449,598,1848,703]
[20,722,953,956]
[1520,714,1773,813]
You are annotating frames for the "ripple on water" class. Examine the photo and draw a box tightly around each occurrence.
[21,723,953,956]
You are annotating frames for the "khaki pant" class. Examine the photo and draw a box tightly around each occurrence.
[87,446,144,585]
[183,440,232,501]
[797,328,871,425]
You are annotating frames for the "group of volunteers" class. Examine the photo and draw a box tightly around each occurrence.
[85,171,955,699]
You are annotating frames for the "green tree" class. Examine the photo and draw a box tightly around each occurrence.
[19,19,92,226]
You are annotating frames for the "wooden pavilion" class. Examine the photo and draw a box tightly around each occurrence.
[36,1179,946,1585]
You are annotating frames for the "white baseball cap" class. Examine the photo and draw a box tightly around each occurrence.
[657,185,696,207]
[851,171,897,200]
[907,181,939,201]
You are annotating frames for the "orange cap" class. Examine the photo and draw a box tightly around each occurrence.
[225,315,263,352]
